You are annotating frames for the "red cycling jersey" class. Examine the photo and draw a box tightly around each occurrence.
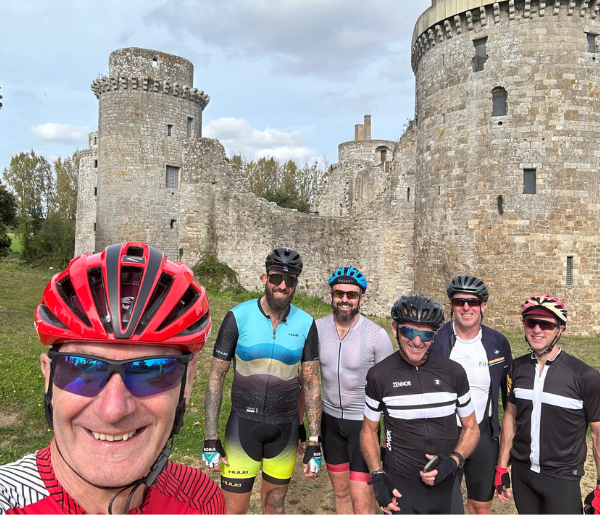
[0,445,225,514]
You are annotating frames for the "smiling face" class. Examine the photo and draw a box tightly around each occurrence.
[523,314,564,355]
[262,270,297,313]
[451,293,486,333]
[329,285,364,323]
[392,321,436,366]
[41,342,197,488]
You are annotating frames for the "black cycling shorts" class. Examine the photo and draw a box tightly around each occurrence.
[322,412,371,482]
[386,470,454,514]
[221,412,298,493]
[511,460,582,514]
[450,425,498,512]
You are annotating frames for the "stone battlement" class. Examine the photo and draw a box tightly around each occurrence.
[90,75,210,107]
[412,0,600,71]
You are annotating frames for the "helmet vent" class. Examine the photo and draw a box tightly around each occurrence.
[38,304,69,329]
[176,312,211,336]
[156,285,199,333]
[56,276,92,328]
[134,273,174,335]
[120,266,143,330]
[127,246,145,257]
[88,267,113,333]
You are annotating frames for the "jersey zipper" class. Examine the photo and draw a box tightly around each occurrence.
[262,317,278,416]
[337,337,343,418]
[415,365,432,453]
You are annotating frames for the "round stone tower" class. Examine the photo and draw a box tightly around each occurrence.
[412,0,600,334]
[90,48,209,259]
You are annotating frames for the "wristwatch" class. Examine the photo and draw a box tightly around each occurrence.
[449,451,465,469]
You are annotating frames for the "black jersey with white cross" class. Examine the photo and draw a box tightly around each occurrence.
[507,348,600,480]
[365,351,474,479]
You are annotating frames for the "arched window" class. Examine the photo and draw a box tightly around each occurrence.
[492,87,508,116]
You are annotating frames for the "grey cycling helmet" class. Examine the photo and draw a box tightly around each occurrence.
[265,247,303,276]
[447,275,489,303]
[391,294,444,330]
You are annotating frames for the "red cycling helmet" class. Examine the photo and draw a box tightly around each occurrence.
[35,242,211,352]
[521,295,567,327]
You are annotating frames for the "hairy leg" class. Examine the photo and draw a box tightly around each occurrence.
[467,498,492,514]
[262,481,290,514]
[223,491,252,515]
[350,479,376,514]
[327,469,353,514]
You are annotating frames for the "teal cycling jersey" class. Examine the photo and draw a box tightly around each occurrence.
[213,299,319,423]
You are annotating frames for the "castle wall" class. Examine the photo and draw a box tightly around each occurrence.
[74,132,98,256]
[177,137,416,315]
[413,0,600,335]
[91,48,209,261]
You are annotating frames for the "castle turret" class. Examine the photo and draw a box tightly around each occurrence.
[412,0,600,334]
[75,48,210,260]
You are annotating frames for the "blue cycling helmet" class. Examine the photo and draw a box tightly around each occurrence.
[328,266,367,292]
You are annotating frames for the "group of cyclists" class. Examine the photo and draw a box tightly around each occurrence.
[0,242,599,515]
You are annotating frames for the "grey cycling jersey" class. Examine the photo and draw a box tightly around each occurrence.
[317,314,394,421]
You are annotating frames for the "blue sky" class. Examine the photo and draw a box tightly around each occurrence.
[0,0,431,173]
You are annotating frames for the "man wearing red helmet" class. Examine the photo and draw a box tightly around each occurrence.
[0,243,224,514]
[203,247,321,514]
[496,295,600,514]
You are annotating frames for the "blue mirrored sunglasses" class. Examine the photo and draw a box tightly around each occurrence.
[398,325,437,343]
[48,351,193,398]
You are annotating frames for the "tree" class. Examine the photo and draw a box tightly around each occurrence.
[53,152,79,220]
[233,155,327,213]
[0,180,17,259]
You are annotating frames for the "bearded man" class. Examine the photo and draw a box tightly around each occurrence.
[316,266,393,514]
[202,247,322,514]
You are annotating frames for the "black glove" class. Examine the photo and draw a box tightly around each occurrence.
[432,454,458,485]
[299,424,307,443]
[584,489,600,515]
[202,438,226,468]
[368,471,396,508]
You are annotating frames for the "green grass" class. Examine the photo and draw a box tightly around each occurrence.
[8,233,21,253]
[1,259,599,479]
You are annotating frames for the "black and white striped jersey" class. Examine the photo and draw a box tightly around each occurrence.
[365,351,474,479]
[507,349,600,480]
[0,453,48,514]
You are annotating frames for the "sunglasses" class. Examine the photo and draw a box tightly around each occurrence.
[523,318,559,331]
[332,290,362,300]
[398,325,437,343]
[451,297,481,308]
[48,351,193,398]
[267,273,297,288]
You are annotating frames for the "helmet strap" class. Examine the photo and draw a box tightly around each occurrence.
[526,330,563,358]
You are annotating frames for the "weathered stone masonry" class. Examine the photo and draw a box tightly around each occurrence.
[76,0,600,336]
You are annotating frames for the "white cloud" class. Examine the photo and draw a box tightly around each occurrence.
[144,0,426,77]
[204,118,316,161]
[30,123,90,144]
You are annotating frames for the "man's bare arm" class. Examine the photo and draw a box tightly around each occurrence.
[361,417,382,472]
[498,402,517,468]
[455,411,480,460]
[301,360,322,439]
[204,357,231,439]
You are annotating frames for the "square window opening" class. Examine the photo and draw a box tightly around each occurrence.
[166,165,180,189]
[566,256,574,286]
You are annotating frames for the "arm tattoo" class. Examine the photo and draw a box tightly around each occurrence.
[204,357,231,439]
[301,361,322,439]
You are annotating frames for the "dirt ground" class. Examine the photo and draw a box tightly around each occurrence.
[200,433,597,514]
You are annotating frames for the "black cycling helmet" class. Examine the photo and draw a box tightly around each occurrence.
[447,275,489,303]
[391,294,445,330]
[265,247,303,276]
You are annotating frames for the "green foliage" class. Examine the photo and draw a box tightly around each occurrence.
[2,150,79,265]
[0,179,17,227]
[192,254,243,292]
[234,154,327,213]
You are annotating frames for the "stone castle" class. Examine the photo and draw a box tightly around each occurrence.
[75,0,600,335]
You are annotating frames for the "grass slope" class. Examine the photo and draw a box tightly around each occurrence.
[1,260,599,513]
